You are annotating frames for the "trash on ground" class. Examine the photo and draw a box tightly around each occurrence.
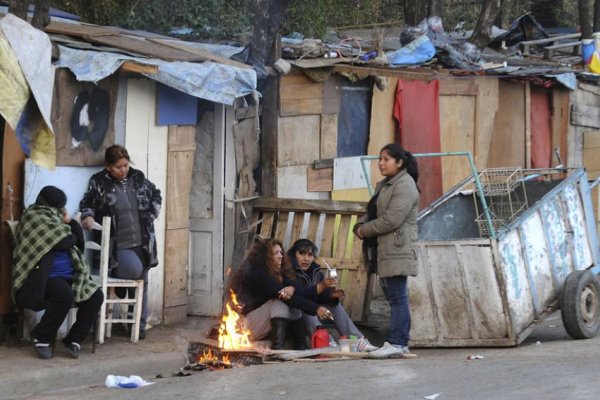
[105,375,155,388]
[425,393,441,399]
[466,354,484,360]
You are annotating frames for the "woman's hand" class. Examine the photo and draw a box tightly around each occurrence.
[317,306,334,320]
[329,289,345,300]
[81,216,95,231]
[353,223,364,240]
[278,285,295,301]
[62,209,71,224]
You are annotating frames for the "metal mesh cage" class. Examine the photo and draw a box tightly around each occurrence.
[474,168,529,236]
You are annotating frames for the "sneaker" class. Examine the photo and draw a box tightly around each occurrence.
[368,342,409,359]
[63,341,80,359]
[33,340,53,360]
[356,337,378,352]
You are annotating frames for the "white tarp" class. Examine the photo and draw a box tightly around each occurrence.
[56,45,257,106]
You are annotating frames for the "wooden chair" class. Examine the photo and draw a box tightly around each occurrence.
[92,216,144,343]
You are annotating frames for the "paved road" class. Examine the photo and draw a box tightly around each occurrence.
[13,312,600,400]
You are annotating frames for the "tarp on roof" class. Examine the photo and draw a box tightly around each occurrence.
[56,45,257,105]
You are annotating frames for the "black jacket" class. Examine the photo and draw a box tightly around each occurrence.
[237,264,319,316]
[290,261,338,306]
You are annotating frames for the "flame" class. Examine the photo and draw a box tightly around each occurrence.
[218,290,252,350]
[198,348,218,364]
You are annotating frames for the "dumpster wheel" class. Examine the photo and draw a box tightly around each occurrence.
[561,270,600,339]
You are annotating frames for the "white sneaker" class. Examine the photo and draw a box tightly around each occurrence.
[356,337,378,352]
[369,342,409,358]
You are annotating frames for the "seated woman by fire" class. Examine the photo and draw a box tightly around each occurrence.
[226,238,333,350]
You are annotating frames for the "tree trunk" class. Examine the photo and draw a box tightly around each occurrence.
[7,0,28,21]
[403,0,430,26]
[469,0,501,49]
[249,0,291,66]
[429,0,443,17]
[580,0,593,38]
[594,0,600,32]
[31,0,51,29]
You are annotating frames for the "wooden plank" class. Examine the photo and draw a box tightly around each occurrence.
[307,212,320,240]
[262,77,279,197]
[487,81,526,168]
[333,64,436,80]
[320,114,338,159]
[45,20,123,37]
[551,88,570,167]
[290,211,305,244]
[474,77,499,169]
[274,211,289,242]
[259,211,276,238]
[83,34,202,61]
[307,167,333,192]
[120,61,158,75]
[439,93,475,192]
[368,77,397,191]
[164,228,189,307]
[583,147,600,171]
[571,104,600,129]
[584,130,600,149]
[322,75,344,114]
[335,214,352,259]
[251,197,366,214]
[280,72,323,116]
[277,115,320,167]
[168,125,197,152]
[149,38,252,69]
[439,78,478,95]
[543,41,581,59]
[320,214,337,257]
[166,150,195,229]
[525,82,531,168]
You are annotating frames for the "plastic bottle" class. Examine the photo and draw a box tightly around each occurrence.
[590,32,600,74]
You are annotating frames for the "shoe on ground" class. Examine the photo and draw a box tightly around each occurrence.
[356,337,378,352]
[368,342,409,359]
[63,341,80,359]
[139,330,146,340]
[33,340,53,359]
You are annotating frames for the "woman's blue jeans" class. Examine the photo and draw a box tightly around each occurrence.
[379,276,410,346]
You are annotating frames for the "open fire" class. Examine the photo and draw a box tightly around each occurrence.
[217,290,252,350]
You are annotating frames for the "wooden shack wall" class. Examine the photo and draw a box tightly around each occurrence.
[576,82,600,233]
[0,124,25,314]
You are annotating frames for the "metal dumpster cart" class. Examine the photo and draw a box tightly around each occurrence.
[411,166,600,347]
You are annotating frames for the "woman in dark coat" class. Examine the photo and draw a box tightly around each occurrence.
[287,238,378,352]
[353,143,420,358]
[12,186,103,359]
[79,145,161,340]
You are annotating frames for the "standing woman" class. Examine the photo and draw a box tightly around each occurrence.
[79,145,162,340]
[353,143,419,358]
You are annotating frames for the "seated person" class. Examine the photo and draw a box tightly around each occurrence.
[287,238,378,352]
[12,186,104,359]
[229,238,331,350]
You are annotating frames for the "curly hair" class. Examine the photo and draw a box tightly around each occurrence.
[228,238,296,293]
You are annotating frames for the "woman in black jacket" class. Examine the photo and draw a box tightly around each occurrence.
[230,238,331,349]
[79,145,161,340]
[287,239,377,352]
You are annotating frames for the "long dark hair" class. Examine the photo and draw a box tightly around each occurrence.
[229,238,295,293]
[381,143,419,184]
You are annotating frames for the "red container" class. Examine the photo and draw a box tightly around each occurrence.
[311,326,330,348]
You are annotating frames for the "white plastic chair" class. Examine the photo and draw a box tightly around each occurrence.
[91,216,144,343]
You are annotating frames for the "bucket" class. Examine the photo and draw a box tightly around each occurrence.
[311,326,330,348]
[583,39,595,65]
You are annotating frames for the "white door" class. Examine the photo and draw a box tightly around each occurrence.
[188,103,234,316]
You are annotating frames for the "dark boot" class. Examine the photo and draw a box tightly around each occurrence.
[289,318,308,350]
[270,318,289,350]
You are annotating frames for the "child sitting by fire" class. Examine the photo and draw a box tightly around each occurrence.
[229,238,332,350]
